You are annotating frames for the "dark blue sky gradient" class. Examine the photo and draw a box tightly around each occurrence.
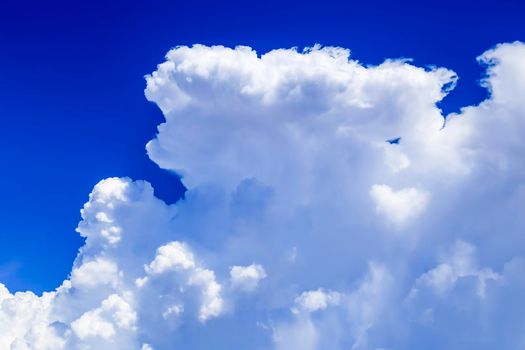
[0,0,524,293]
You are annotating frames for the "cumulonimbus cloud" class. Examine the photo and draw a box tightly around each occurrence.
[1,42,525,349]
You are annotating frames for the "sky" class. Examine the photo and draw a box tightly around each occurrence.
[1,0,525,349]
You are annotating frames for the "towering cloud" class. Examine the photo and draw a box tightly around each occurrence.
[1,41,525,349]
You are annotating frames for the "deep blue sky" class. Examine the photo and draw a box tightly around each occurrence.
[0,0,523,293]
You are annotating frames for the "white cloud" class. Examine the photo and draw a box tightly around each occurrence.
[71,294,137,340]
[2,41,525,349]
[291,289,341,314]
[408,241,499,299]
[230,264,267,292]
[143,241,223,322]
[0,286,63,350]
[70,258,119,289]
[144,44,462,200]
[145,242,196,273]
[478,42,525,107]
[275,263,392,350]
[369,184,430,225]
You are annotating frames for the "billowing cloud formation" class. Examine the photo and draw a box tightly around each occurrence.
[1,41,525,349]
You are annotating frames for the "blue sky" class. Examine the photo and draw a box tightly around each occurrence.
[1,1,525,349]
